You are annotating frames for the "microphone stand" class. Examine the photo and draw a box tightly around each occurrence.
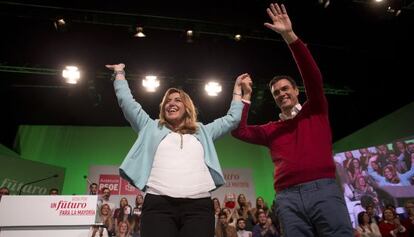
[18,174,58,195]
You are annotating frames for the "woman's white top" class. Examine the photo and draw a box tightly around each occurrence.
[146,132,216,198]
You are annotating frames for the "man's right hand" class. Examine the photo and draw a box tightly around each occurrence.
[238,73,252,101]
[241,76,252,95]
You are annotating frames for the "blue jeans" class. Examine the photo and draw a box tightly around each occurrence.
[274,178,353,237]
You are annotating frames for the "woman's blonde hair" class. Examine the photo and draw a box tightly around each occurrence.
[159,88,198,134]
[116,220,130,237]
[384,165,400,184]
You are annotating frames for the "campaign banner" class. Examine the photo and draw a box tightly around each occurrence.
[87,166,142,206]
[212,168,257,207]
[0,155,65,195]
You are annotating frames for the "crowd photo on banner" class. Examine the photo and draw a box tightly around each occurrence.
[334,136,414,236]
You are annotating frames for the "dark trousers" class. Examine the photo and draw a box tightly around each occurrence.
[274,178,353,237]
[141,193,214,237]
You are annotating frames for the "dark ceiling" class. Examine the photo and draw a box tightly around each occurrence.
[1,0,414,149]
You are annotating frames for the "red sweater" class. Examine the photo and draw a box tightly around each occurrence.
[379,221,409,237]
[232,39,335,192]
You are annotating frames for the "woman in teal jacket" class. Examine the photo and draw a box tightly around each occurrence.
[106,63,250,237]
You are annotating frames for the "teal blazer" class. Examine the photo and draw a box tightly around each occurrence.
[114,80,243,191]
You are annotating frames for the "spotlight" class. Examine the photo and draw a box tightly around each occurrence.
[395,9,402,16]
[318,0,330,8]
[53,18,66,32]
[134,27,146,38]
[387,6,402,16]
[62,66,80,84]
[205,82,222,96]
[386,0,403,16]
[234,34,242,42]
[142,75,159,92]
[186,30,194,43]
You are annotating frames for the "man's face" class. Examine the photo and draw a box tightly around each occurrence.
[406,202,414,215]
[389,154,398,162]
[102,189,111,199]
[136,194,144,205]
[366,206,374,215]
[237,220,246,230]
[377,145,388,154]
[407,144,414,153]
[258,213,267,225]
[271,79,299,112]
[219,215,227,225]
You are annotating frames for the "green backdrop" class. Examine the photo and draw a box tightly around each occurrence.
[333,101,414,152]
[0,155,65,195]
[12,101,414,204]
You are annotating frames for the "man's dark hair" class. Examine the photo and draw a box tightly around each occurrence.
[219,210,227,219]
[236,218,245,225]
[360,195,374,209]
[89,182,98,188]
[0,186,10,194]
[268,75,297,90]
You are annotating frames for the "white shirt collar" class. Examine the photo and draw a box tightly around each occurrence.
[279,103,302,121]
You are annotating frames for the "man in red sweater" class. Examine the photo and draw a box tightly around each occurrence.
[232,3,353,236]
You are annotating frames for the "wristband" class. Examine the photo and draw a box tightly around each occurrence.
[111,70,125,80]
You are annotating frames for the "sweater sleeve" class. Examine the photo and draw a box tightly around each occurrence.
[289,39,328,113]
[231,101,268,146]
[114,79,152,133]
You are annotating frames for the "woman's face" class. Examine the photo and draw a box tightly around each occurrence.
[257,197,264,206]
[119,223,128,234]
[164,92,185,125]
[120,198,128,207]
[358,176,366,186]
[352,159,360,168]
[396,141,404,149]
[378,145,388,153]
[345,151,353,159]
[359,148,368,155]
[372,162,379,170]
[362,213,369,224]
[238,194,246,203]
[383,209,394,221]
[213,199,220,209]
[384,167,394,180]
[101,205,110,215]
[223,208,230,215]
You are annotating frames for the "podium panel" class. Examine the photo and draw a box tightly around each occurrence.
[1,226,89,237]
[0,195,98,237]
